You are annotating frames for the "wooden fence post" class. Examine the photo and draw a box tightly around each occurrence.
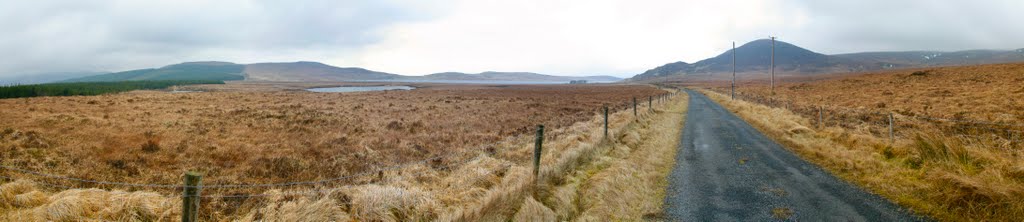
[889,113,895,144]
[182,172,203,222]
[533,125,544,177]
[633,97,637,118]
[818,107,823,129]
[603,106,609,138]
[648,96,653,112]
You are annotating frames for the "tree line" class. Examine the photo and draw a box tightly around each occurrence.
[0,80,224,99]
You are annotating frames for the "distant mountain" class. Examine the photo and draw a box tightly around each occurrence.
[833,49,1024,68]
[62,62,244,82]
[243,61,402,81]
[0,71,109,85]
[633,62,692,80]
[61,61,618,83]
[630,39,1024,81]
[414,71,620,82]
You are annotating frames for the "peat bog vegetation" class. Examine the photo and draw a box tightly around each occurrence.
[696,62,1024,221]
[0,83,684,221]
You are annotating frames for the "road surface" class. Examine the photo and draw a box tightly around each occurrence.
[662,89,924,221]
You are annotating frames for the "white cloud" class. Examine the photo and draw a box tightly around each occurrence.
[0,0,435,75]
[357,0,796,76]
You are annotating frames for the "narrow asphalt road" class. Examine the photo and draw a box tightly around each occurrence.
[662,90,924,221]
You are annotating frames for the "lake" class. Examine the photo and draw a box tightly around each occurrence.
[306,85,415,93]
[351,79,619,84]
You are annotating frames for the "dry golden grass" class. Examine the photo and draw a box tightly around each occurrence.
[0,179,179,221]
[720,62,1024,122]
[572,92,687,221]
[700,89,1024,221]
[0,84,672,221]
[445,90,687,222]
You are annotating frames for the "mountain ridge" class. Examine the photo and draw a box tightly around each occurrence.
[61,61,622,83]
[416,71,620,82]
[629,39,1024,81]
[243,61,401,81]
[62,62,246,82]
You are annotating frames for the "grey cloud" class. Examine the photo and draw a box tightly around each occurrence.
[0,0,441,77]
[783,0,1024,53]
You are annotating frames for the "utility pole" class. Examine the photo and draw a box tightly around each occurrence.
[770,36,776,96]
[732,41,736,100]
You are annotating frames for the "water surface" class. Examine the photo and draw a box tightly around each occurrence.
[306,85,415,93]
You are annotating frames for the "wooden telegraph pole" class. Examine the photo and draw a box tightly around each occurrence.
[770,36,776,96]
[732,41,736,100]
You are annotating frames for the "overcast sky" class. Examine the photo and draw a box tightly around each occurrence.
[2,0,1023,78]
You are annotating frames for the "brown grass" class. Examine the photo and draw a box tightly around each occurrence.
[700,89,1024,221]
[0,84,662,187]
[0,84,672,221]
[719,62,1024,122]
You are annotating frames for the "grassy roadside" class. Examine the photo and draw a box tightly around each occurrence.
[441,91,684,222]
[572,92,687,221]
[698,89,1024,221]
[514,91,688,221]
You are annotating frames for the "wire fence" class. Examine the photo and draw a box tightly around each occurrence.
[0,91,681,204]
[707,88,1024,145]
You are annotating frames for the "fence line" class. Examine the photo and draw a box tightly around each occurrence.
[0,91,680,195]
[725,89,1022,128]
[0,174,78,190]
[911,115,1024,128]
[706,88,1022,145]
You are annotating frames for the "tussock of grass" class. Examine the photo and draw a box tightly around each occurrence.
[240,191,351,221]
[700,89,1024,221]
[347,185,438,221]
[0,188,178,221]
[513,196,556,221]
[1,180,36,207]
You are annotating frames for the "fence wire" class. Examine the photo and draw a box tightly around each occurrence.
[706,88,1022,145]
